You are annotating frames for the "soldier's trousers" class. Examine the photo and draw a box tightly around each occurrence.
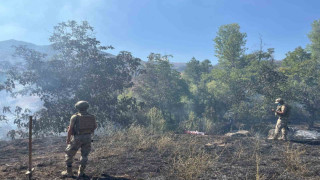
[65,134,92,167]
[274,118,288,140]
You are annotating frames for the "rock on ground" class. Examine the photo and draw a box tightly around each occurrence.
[268,127,320,142]
[225,130,251,137]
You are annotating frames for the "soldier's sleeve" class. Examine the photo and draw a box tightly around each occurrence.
[281,105,287,114]
[69,115,77,130]
[275,106,280,116]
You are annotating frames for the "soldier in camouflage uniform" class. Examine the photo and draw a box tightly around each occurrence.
[272,98,290,140]
[61,101,97,178]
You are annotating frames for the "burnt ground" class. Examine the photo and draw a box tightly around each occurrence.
[1,129,320,180]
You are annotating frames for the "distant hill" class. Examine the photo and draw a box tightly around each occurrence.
[171,62,187,72]
[0,39,55,65]
[0,39,187,71]
[0,39,286,73]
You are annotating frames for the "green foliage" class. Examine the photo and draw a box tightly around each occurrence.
[280,46,320,127]
[184,57,202,84]
[180,112,215,133]
[214,23,247,69]
[184,57,213,85]
[117,94,144,127]
[282,47,311,67]
[6,20,141,134]
[308,20,320,60]
[147,107,166,133]
[182,58,214,120]
[133,53,189,130]
[202,117,213,133]
[209,27,291,130]
[184,111,201,130]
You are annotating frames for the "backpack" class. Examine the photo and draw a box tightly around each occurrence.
[74,113,96,135]
[283,104,291,118]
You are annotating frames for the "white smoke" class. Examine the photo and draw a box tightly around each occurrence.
[0,89,43,140]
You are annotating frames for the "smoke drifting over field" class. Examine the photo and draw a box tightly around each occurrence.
[0,90,42,140]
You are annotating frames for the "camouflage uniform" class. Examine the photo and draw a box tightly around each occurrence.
[65,112,94,167]
[273,99,289,140]
[62,101,97,177]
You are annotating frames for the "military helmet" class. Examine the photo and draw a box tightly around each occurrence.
[275,98,284,104]
[75,101,89,111]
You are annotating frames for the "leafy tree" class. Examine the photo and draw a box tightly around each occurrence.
[301,19,320,127]
[308,20,320,60]
[200,59,213,74]
[247,60,287,125]
[7,21,141,134]
[133,53,189,130]
[184,57,202,85]
[184,111,201,131]
[206,66,251,124]
[282,47,311,67]
[205,23,250,128]
[184,58,213,85]
[182,58,213,120]
[281,47,319,127]
[214,23,247,69]
[209,26,287,130]
[147,107,166,133]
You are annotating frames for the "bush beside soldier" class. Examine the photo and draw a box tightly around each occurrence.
[61,101,97,178]
[271,98,290,140]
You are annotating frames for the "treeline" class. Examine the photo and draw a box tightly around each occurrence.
[1,20,320,136]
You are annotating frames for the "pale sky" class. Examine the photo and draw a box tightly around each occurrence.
[0,0,319,64]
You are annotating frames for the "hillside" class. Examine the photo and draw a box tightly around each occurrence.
[0,39,187,72]
[0,40,54,66]
[1,126,320,180]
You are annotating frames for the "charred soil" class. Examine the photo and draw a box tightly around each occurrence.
[1,127,320,180]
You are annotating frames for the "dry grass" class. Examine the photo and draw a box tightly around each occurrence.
[89,126,316,180]
[126,125,156,151]
[2,126,320,180]
[254,139,263,180]
[283,143,308,175]
[92,126,214,179]
[255,150,266,180]
[170,148,212,180]
[155,134,176,155]
[233,139,245,160]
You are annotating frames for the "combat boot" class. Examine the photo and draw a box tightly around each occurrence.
[279,136,287,141]
[61,166,73,177]
[77,165,86,177]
